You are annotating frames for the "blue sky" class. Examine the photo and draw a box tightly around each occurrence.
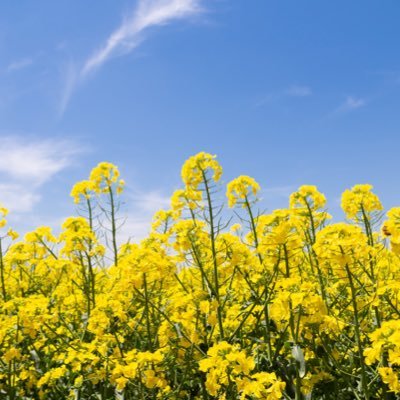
[0,0,399,239]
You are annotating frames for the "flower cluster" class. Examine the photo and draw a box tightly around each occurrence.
[0,153,399,400]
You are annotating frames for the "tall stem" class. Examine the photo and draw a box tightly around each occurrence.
[143,273,153,351]
[360,206,390,398]
[244,196,272,361]
[284,245,303,400]
[201,170,224,339]
[108,185,118,266]
[84,198,96,307]
[344,262,369,400]
[0,239,6,301]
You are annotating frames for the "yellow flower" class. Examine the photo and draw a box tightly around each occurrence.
[290,185,326,210]
[7,228,19,240]
[181,152,222,190]
[70,180,96,204]
[341,184,383,221]
[89,162,124,194]
[382,207,400,254]
[379,367,400,393]
[0,205,9,217]
[226,175,260,208]
[3,347,21,362]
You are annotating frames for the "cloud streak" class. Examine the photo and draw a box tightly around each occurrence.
[7,58,33,72]
[0,136,81,213]
[82,0,202,77]
[0,184,40,213]
[337,96,367,113]
[61,0,203,114]
[285,85,312,97]
[119,189,171,242]
[0,137,79,186]
[255,84,312,107]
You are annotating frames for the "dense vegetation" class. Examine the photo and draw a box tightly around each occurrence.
[0,152,399,399]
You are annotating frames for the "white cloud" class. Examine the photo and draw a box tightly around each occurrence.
[119,189,171,242]
[285,85,312,97]
[82,0,202,77]
[0,184,41,213]
[262,185,297,198]
[260,185,297,209]
[338,96,366,112]
[61,0,203,113]
[0,136,80,214]
[0,136,79,186]
[118,218,154,244]
[129,190,171,213]
[256,85,312,106]
[6,58,33,72]
[59,61,78,116]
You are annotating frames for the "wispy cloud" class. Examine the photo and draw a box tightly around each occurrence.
[337,96,367,112]
[262,185,298,198]
[119,189,171,242]
[6,58,33,72]
[0,136,80,213]
[0,184,40,213]
[59,61,78,116]
[256,84,312,107]
[61,0,203,114]
[0,136,80,186]
[82,0,202,77]
[285,85,312,97]
[368,69,400,85]
[260,185,297,209]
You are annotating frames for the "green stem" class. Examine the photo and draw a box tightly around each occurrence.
[304,200,329,309]
[87,197,94,232]
[344,262,369,400]
[201,169,224,339]
[0,239,6,301]
[244,195,272,361]
[86,251,96,308]
[143,273,153,351]
[108,185,118,266]
[283,245,303,400]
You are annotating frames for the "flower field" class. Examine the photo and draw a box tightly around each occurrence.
[1,152,400,399]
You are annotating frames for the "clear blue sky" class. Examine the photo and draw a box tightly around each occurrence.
[0,0,399,238]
